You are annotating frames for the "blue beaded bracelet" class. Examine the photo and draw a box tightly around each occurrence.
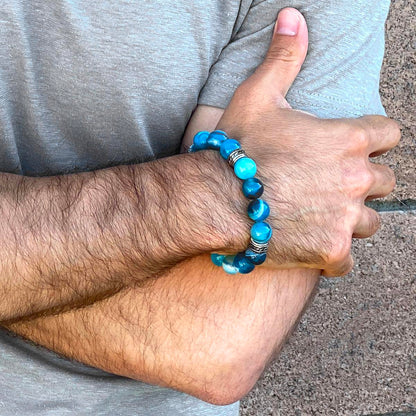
[189,130,272,275]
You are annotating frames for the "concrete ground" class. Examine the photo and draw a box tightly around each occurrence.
[241,1,416,415]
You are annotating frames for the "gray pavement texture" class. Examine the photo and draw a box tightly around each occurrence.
[240,1,416,415]
[366,413,416,416]
[380,0,416,202]
[241,212,416,415]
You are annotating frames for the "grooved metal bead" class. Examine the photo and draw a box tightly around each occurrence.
[227,149,247,168]
[248,238,269,254]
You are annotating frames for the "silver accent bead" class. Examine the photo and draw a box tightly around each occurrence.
[227,149,247,167]
[248,239,269,254]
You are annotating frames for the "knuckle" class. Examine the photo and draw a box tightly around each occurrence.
[362,169,375,190]
[267,43,299,65]
[345,204,362,225]
[326,234,352,267]
[344,163,374,197]
[349,169,374,194]
[351,125,369,151]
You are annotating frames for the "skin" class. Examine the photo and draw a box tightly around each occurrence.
[5,259,320,405]
[0,149,245,321]
[2,8,401,405]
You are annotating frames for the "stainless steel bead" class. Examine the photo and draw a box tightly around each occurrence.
[248,238,269,254]
[227,149,247,168]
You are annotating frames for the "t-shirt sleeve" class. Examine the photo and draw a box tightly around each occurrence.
[285,0,390,118]
[198,0,390,118]
[198,0,279,109]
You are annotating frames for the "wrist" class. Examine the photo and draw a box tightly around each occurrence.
[131,151,248,264]
[198,150,250,254]
[189,130,274,274]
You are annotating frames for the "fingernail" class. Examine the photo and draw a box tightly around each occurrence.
[275,8,301,36]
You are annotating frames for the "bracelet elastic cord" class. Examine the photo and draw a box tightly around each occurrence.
[189,130,272,275]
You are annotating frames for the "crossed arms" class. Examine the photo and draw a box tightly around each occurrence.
[1,7,400,406]
[2,104,320,405]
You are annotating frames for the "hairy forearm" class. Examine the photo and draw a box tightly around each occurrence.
[0,151,247,321]
[4,254,319,405]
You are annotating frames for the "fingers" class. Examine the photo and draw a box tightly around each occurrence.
[322,206,381,276]
[367,163,396,200]
[356,116,401,156]
[258,8,309,97]
[353,207,381,239]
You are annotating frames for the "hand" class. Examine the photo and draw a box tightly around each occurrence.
[217,8,401,277]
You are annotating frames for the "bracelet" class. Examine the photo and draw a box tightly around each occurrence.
[189,130,272,275]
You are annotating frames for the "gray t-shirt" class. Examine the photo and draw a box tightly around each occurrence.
[0,0,389,415]
[0,0,268,176]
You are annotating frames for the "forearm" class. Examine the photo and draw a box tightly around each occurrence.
[4,255,319,405]
[0,151,246,321]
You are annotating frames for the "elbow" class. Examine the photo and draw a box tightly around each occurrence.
[190,354,267,406]
[123,347,266,406]
[196,384,253,407]
[124,312,282,405]
[196,334,284,405]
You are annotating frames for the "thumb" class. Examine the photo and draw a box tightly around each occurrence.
[259,8,308,97]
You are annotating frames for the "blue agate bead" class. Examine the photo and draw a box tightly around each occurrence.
[234,157,257,180]
[222,255,239,275]
[242,178,264,199]
[244,249,267,265]
[207,130,228,150]
[233,253,255,274]
[251,222,273,243]
[211,253,226,267]
[248,199,270,222]
[193,131,210,150]
[220,139,241,160]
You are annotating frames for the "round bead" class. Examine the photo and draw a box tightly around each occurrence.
[242,178,264,199]
[251,222,273,244]
[211,253,226,267]
[233,253,255,274]
[244,249,267,265]
[234,157,257,180]
[222,255,239,275]
[193,131,210,151]
[220,139,241,160]
[207,131,228,150]
[248,199,270,222]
